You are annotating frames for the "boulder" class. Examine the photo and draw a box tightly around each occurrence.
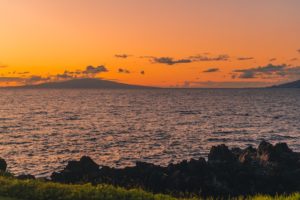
[51,156,99,183]
[0,158,7,172]
[208,144,236,162]
[239,146,257,164]
[17,174,35,180]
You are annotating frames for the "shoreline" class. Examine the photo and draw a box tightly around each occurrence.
[2,140,300,197]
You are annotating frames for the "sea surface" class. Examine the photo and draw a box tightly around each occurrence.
[0,89,299,177]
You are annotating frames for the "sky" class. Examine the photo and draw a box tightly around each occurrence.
[0,0,300,88]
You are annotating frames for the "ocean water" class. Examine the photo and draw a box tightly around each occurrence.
[0,89,299,177]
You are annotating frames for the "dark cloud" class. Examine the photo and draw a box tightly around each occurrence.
[180,81,272,88]
[234,64,300,80]
[297,49,300,53]
[140,70,145,75]
[152,57,192,65]
[25,76,50,84]
[56,71,74,79]
[115,54,131,59]
[237,57,254,61]
[190,54,230,62]
[269,58,277,62]
[118,68,130,74]
[234,64,286,79]
[145,54,230,66]
[0,65,7,68]
[83,65,108,75]
[290,58,298,62]
[203,68,219,73]
[0,77,23,82]
[18,72,30,75]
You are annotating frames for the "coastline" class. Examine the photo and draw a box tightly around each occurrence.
[2,140,300,198]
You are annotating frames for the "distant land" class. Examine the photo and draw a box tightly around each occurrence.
[6,78,156,89]
[271,79,300,88]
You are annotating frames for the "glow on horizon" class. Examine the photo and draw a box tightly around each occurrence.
[0,0,300,88]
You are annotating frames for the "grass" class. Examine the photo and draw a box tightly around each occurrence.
[0,175,186,200]
[0,197,19,200]
[0,175,300,200]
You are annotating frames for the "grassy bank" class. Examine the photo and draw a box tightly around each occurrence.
[0,176,184,200]
[0,176,300,200]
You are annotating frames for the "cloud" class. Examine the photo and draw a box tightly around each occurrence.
[115,54,131,59]
[203,68,219,73]
[190,54,230,62]
[233,64,300,80]
[145,54,230,66]
[297,49,300,53]
[118,68,130,74]
[56,71,75,79]
[237,57,254,61]
[0,65,7,68]
[290,58,298,62]
[179,81,272,88]
[234,64,286,79]
[140,70,145,75]
[152,57,192,65]
[25,76,51,84]
[17,72,30,75]
[269,58,277,62]
[82,65,108,75]
[0,77,24,82]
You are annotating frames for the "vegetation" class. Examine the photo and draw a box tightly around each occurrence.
[1,175,300,200]
[0,176,185,200]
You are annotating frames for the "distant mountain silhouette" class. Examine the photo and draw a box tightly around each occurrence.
[15,78,156,89]
[271,80,300,88]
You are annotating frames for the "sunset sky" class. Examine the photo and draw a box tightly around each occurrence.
[0,0,300,88]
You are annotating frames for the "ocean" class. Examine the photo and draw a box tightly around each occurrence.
[0,88,299,177]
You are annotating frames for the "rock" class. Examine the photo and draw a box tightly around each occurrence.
[50,141,300,197]
[208,144,236,162]
[17,174,35,180]
[51,156,99,183]
[257,141,274,163]
[0,158,7,172]
[239,146,257,164]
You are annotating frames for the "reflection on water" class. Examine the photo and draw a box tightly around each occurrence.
[0,89,300,177]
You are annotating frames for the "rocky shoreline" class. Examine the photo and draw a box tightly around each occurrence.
[2,141,300,197]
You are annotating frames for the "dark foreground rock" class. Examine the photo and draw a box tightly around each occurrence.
[0,158,7,172]
[51,141,300,197]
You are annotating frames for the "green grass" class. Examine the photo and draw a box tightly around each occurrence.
[0,175,300,200]
[0,176,188,200]
[0,197,19,200]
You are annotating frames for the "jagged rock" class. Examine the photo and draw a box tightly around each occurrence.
[50,141,300,197]
[17,174,35,180]
[0,158,7,171]
[208,144,236,162]
[239,146,257,164]
[51,156,99,183]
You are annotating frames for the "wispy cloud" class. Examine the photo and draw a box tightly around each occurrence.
[233,64,300,80]
[203,68,219,73]
[118,68,130,74]
[190,54,229,62]
[0,65,110,86]
[269,58,277,62]
[115,54,132,59]
[237,57,254,61]
[152,57,192,65]
[83,65,108,75]
[290,58,298,62]
[149,54,229,65]
[178,81,272,88]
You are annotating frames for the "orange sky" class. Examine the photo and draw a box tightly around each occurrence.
[0,0,300,88]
